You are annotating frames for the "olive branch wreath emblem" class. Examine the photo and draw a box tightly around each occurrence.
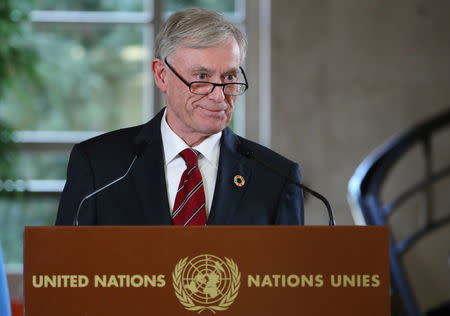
[172,256,241,313]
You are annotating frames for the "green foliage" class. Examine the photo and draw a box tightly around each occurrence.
[1,23,144,132]
[0,0,37,97]
[0,0,37,177]
[0,120,15,177]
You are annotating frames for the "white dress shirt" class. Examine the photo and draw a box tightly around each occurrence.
[160,109,221,218]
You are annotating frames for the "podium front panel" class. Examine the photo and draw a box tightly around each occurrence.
[24,226,389,315]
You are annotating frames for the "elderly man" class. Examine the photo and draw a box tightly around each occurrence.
[56,8,304,226]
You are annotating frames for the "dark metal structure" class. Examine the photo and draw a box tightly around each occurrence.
[348,107,450,316]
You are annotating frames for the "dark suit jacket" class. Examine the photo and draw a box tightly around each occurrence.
[55,109,304,225]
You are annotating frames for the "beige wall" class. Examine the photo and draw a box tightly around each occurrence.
[271,0,449,223]
[270,0,450,312]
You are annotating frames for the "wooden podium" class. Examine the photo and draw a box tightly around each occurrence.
[24,226,389,315]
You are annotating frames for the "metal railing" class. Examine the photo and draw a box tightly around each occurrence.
[348,106,450,316]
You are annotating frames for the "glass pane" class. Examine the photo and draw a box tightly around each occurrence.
[0,23,148,131]
[0,196,58,264]
[8,151,69,180]
[163,0,236,13]
[228,94,245,132]
[34,0,145,11]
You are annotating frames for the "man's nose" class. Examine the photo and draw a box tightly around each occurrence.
[207,85,225,102]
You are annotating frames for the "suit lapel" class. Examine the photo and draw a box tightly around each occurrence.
[132,109,172,225]
[208,128,251,225]
[130,112,250,225]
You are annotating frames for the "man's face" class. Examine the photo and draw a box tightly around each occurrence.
[162,38,241,144]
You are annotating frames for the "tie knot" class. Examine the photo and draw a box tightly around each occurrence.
[179,148,199,166]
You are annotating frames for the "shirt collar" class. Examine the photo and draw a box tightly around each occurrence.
[160,108,222,166]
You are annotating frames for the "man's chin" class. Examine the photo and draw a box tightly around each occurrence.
[194,113,229,133]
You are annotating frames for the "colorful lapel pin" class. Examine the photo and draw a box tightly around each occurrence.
[233,175,245,187]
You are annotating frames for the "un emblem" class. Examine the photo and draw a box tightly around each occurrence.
[172,254,241,313]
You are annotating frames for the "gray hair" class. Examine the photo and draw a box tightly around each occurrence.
[155,8,247,63]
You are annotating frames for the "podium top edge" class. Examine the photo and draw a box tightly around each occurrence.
[24,225,389,232]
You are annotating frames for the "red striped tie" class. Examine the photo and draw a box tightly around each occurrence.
[172,148,207,226]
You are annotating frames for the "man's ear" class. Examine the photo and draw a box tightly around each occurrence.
[151,58,167,93]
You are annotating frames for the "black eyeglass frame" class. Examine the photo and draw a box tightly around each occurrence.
[163,58,248,96]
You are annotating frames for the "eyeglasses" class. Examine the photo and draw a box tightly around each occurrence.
[164,58,248,96]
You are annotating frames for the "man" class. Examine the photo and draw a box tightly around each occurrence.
[56,8,304,226]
